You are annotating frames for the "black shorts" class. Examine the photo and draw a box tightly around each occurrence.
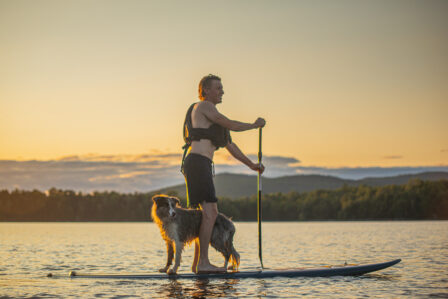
[183,153,217,208]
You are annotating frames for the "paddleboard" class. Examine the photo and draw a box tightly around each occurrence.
[65,259,400,279]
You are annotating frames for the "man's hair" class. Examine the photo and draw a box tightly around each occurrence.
[198,74,221,100]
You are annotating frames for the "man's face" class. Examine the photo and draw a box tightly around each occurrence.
[204,80,224,104]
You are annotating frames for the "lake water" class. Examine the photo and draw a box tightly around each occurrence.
[1,221,447,298]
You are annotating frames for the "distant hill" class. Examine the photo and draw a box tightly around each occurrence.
[156,172,448,198]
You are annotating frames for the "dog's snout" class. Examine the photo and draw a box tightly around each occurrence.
[168,207,176,217]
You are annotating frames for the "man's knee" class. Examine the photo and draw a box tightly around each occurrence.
[202,202,218,222]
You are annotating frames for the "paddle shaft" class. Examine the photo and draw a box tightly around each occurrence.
[257,128,264,269]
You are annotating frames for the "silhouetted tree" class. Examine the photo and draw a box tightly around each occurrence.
[1,179,447,221]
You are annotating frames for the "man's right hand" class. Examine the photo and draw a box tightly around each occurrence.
[254,117,266,128]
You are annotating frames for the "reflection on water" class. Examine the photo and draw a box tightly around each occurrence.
[156,278,241,298]
[0,221,447,298]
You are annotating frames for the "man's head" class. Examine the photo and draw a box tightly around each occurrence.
[198,74,224,104]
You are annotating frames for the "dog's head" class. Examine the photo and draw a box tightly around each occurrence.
[151,194,181,220]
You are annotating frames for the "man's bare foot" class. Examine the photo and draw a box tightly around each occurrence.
[196,261,227,274]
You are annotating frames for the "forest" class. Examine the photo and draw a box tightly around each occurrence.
[1,179,447,221]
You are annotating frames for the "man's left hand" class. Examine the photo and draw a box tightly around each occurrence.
[250,162,265,174]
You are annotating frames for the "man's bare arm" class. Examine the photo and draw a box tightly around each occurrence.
[226,142,265,173]
[200,101,264,132]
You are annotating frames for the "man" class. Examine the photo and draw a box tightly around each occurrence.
[182,74,265,274]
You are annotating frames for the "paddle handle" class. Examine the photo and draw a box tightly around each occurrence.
[257,127,264,269]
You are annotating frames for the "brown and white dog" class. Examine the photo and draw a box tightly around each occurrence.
[151,194,240,274]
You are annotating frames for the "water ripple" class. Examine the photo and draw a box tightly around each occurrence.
[0,221,447,298]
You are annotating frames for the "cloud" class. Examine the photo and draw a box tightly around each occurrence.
[0,153,185,193]
[382,155,403,160]
[212,153,301,177]
[247,155,300,166]
[0,153,447,192]
[215,154,301,177]
[56,152,182,163]
[88,171,151,182]
[292,166,448,180]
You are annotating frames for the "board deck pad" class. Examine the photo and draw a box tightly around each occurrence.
[65,259,401,280]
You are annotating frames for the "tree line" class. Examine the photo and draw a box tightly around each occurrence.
[0,179,447,221]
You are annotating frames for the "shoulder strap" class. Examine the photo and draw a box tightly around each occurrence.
[184,103,195,144]
[181,103,197,174]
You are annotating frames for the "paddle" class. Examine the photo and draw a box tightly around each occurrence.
[257,127,264,269]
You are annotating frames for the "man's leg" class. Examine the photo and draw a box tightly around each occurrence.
[196,202,226,273]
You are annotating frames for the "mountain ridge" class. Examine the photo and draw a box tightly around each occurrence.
[156,171,448,198]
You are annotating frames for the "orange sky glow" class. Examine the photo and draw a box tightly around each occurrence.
[1,0,447,169]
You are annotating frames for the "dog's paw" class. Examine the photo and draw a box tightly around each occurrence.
[228,265,238,272]
[167,268,177,275]
[158,267,168,273]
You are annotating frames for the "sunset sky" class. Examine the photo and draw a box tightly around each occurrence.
[1,0,447,191]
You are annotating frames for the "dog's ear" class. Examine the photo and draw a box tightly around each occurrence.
[171,197,181,207]
[152,195,163,204]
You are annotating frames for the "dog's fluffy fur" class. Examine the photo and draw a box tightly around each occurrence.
[151,194,240,274]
